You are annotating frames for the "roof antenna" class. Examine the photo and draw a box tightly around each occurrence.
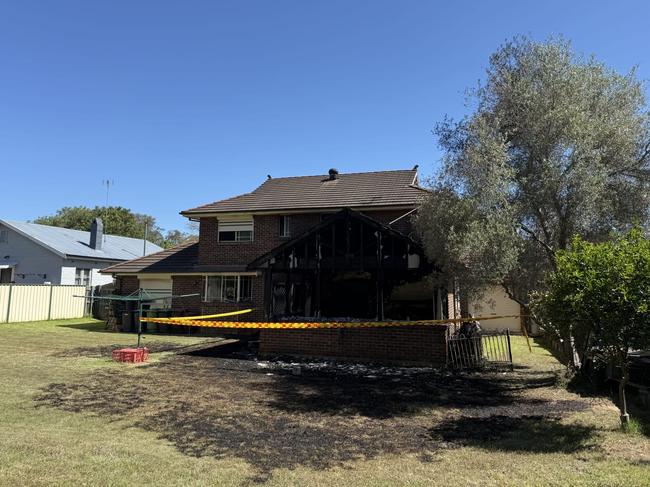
[102,179,114,206]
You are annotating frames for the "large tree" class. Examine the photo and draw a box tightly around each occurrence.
[34,206,196,249]
[416,36,650,308]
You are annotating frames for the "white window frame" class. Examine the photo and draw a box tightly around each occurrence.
[279,215,291,238]
[217,221,253,243]
[75,268,91,286]
[204,275,253,303]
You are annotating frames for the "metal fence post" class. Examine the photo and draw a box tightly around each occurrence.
[5,284,13,323]
[47,284,54,320]
[506,329,514,370]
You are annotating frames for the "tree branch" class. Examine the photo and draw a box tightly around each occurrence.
[520,223,556,264]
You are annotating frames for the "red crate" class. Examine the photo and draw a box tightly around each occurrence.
[112,347,149,363]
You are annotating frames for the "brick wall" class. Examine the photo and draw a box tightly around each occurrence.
[198,214,321,266]
[171,275,203,315]
[116,276,139,295]
[198,209,415,266]
[259,324,450,366]
[367,209,416,236]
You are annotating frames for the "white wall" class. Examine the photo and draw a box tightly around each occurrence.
[62,259,117,287]
[0,224,63,284]
[60,266,76,285]
[469,285,523,333]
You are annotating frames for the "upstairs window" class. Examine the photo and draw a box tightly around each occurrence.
[204,275,253,302]
[218,221,253,242]
[0,230,8,243]
[279,215,291,238]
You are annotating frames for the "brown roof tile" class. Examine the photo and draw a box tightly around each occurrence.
[100,241,198,274]
[182,169,427,215]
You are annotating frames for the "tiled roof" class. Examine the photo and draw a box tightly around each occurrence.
[182,169,427,215]
[0,220,163,261]
[100,241,198,274]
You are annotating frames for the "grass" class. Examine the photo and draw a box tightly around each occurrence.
[0,319,648,486]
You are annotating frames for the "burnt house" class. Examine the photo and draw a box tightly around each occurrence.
[103,168,454,364]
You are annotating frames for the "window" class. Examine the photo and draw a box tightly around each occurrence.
[218,221,253,242]
[204,275,253,302]
[0,230,7,243]
[279,215,291,237]
[75,268,91,286]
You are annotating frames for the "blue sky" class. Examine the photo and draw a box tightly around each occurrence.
[1,1,649,232]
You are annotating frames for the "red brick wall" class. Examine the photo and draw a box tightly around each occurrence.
[116,276,139,295]
[199,214,321,266]
[198,210,415,266]
[170,275,203,314]
[258,324,449,366]
[367,209,416,236]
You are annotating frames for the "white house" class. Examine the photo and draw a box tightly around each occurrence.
[0,218,163,286]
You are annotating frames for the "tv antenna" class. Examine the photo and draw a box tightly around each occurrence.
[102,179,114,207]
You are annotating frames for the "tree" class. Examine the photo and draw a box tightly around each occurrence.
[416,36,650,309]
[34,206,196,249]
[532,229,650,426]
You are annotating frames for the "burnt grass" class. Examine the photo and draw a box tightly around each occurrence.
[35,344,600,481]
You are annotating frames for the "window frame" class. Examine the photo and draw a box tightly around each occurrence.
[75,268,91,286]
[279,215,291,238]
[0,230,8,243]
[217,221,254,243]
[204,275,253,303]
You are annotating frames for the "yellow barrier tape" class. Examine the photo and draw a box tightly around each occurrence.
[148,308,253,322]
[140,314,526,330]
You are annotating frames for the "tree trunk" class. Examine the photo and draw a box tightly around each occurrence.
[618,361,630,426]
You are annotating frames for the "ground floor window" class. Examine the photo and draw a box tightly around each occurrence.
[204,275,253,302]
[75,268,91,286]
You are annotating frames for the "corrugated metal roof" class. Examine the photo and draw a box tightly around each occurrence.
[182,169,428,215]
[101,241,198,274]
[0,220,163,261]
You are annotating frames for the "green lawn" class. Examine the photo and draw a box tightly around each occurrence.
[0,319,648,486]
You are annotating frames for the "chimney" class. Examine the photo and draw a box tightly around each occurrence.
[90,218,103,250]
[328,168,339,180]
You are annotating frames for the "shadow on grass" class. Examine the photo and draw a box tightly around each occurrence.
[57,321,112,333]
[430,415,597,453]
[34,352,596,482]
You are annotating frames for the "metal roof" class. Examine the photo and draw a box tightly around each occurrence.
[101,241,199,274]
[0,219,163,261]
[181,169,428,216]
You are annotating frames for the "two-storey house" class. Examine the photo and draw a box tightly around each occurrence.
[103,168,454,364]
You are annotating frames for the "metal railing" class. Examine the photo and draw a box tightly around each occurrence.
[447,330,513,369]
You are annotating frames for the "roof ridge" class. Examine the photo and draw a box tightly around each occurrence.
[2,219,159,243]
[261,168,416,181]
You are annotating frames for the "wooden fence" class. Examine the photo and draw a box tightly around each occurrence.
[0,284,87,323]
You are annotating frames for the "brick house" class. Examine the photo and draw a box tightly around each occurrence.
[103,167,454,365]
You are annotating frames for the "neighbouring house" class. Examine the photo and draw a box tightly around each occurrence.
[0,218,163,285]
[103,167,456,365]
[469,285,526,334]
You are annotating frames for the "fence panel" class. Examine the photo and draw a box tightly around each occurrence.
[50,286,86,320]
[0,284,87,323]
[447,331,513,369]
